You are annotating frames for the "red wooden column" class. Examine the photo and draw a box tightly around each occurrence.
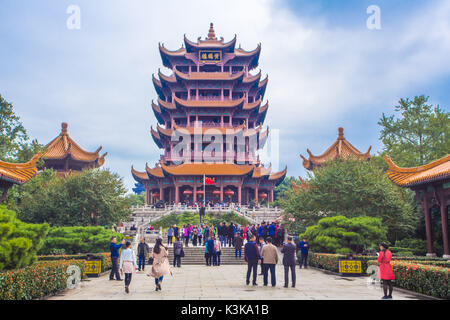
[220,182,224,203]
[193,181,197,204]
[175,185,179,204]
[255,187,259,203]
[145,187,150,205]
[421,191,435,256]
[159,187,164,203]
[270,189,274,203]
[238,186,242,205]
[437,188,450,258]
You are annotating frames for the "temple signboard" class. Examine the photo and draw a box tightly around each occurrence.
[199,50,221,64]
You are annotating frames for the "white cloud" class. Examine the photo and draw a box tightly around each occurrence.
[1,0,449,190]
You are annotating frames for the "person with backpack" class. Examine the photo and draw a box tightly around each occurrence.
[227,222,235,247]
[234,232,244,258]
[173,236,183,268]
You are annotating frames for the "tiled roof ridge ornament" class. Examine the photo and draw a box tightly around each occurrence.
[61,122,68,135]
[207,22,217,40]
[338,127,344,140]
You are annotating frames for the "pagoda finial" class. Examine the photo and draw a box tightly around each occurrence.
[207,22,217,40]
[338,127,344,139]
[61,122,68,135]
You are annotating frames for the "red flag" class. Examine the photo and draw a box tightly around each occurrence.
[204,176,215,185]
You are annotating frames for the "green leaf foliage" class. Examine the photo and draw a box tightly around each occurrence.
[38,226,124,255]
[301,215,387,254]
[9,168,131,227]
[283,159,416,242]
[0,205,49,271]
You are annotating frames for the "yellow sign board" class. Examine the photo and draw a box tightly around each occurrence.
[338,260,362,274]
[85,260,101,276]
[199,50,222,64]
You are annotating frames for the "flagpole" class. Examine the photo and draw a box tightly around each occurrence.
[203,174,206,207]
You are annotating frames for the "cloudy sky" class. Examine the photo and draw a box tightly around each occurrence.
[1,0,449,192]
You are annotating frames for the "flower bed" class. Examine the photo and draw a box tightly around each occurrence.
[38,253,112,272]
[368,260,449,299]
[0,260,86,300]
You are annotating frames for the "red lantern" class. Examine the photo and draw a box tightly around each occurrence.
[259,193,268,199]
[183,190,193,195]
[152,193,160,198]
[225,190,234,196]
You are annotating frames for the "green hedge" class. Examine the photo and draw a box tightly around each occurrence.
[38,252,112,272]
[308,253,375,274]
[153,211,250,229]
[0,260,85,300]
[368,260,449,299]
[38,226,123,255]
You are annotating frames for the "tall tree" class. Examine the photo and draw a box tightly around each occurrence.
[0,94,28,161]
[9,169,131,227]
[282,159,416,243]
[378,95,449,167]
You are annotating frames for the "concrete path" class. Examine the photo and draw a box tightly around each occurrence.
[47,265,428,300]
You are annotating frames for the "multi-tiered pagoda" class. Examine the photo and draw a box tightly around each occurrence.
[132,23,286,205]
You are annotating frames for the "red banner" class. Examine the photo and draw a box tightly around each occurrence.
[204,176,215,185]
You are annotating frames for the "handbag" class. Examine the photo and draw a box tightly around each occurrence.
[147,255,154,265]
[180,249,185,258]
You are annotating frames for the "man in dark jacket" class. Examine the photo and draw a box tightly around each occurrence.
[297,237,310,269]
[281,236,297,288]
[206,237,216,266]
[234,233,244,258]
[110,237,125,280]
[137,237,149,271]
[227,223,235,247]
[244,235,261,286]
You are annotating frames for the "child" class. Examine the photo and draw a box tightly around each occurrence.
[120,241,137,293]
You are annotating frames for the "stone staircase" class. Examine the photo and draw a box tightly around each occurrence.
[150,245,247,265]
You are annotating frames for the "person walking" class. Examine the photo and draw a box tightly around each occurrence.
[234,233,244,259]
[110,237,125,281]
[213,236,222,266]
[119,241,137,293]
[261,237,278,287]
[281,236,296,288]
[297,237,309,269]
[148,238,171,291]
[258,237,266,275]
[244,235,261,286]
[167,226,174,246]
[378,242,395,299]
[173,236,183,268]
[137,237,150,271]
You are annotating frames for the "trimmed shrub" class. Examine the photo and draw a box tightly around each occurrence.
[38,226,123,255]
[152,211,250,229]
[300,215,387,254]
[38,252,112,272]
[0,259,85,300]
[0,205,49,271]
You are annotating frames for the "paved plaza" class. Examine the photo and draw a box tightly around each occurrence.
[48,264,429,300]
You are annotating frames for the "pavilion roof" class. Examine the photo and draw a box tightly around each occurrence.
[385,154,450,187]
[160,162,255,176]
[131,166,149,182]
[252,164,272,178]
[43,123,107,165]
[301,127,371,171]
[173,96,246,108]
[173,69,245,81]
[0,153,42,185]
[268,166,288,184]
[150,126,164,148]
[183,23,237,52]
